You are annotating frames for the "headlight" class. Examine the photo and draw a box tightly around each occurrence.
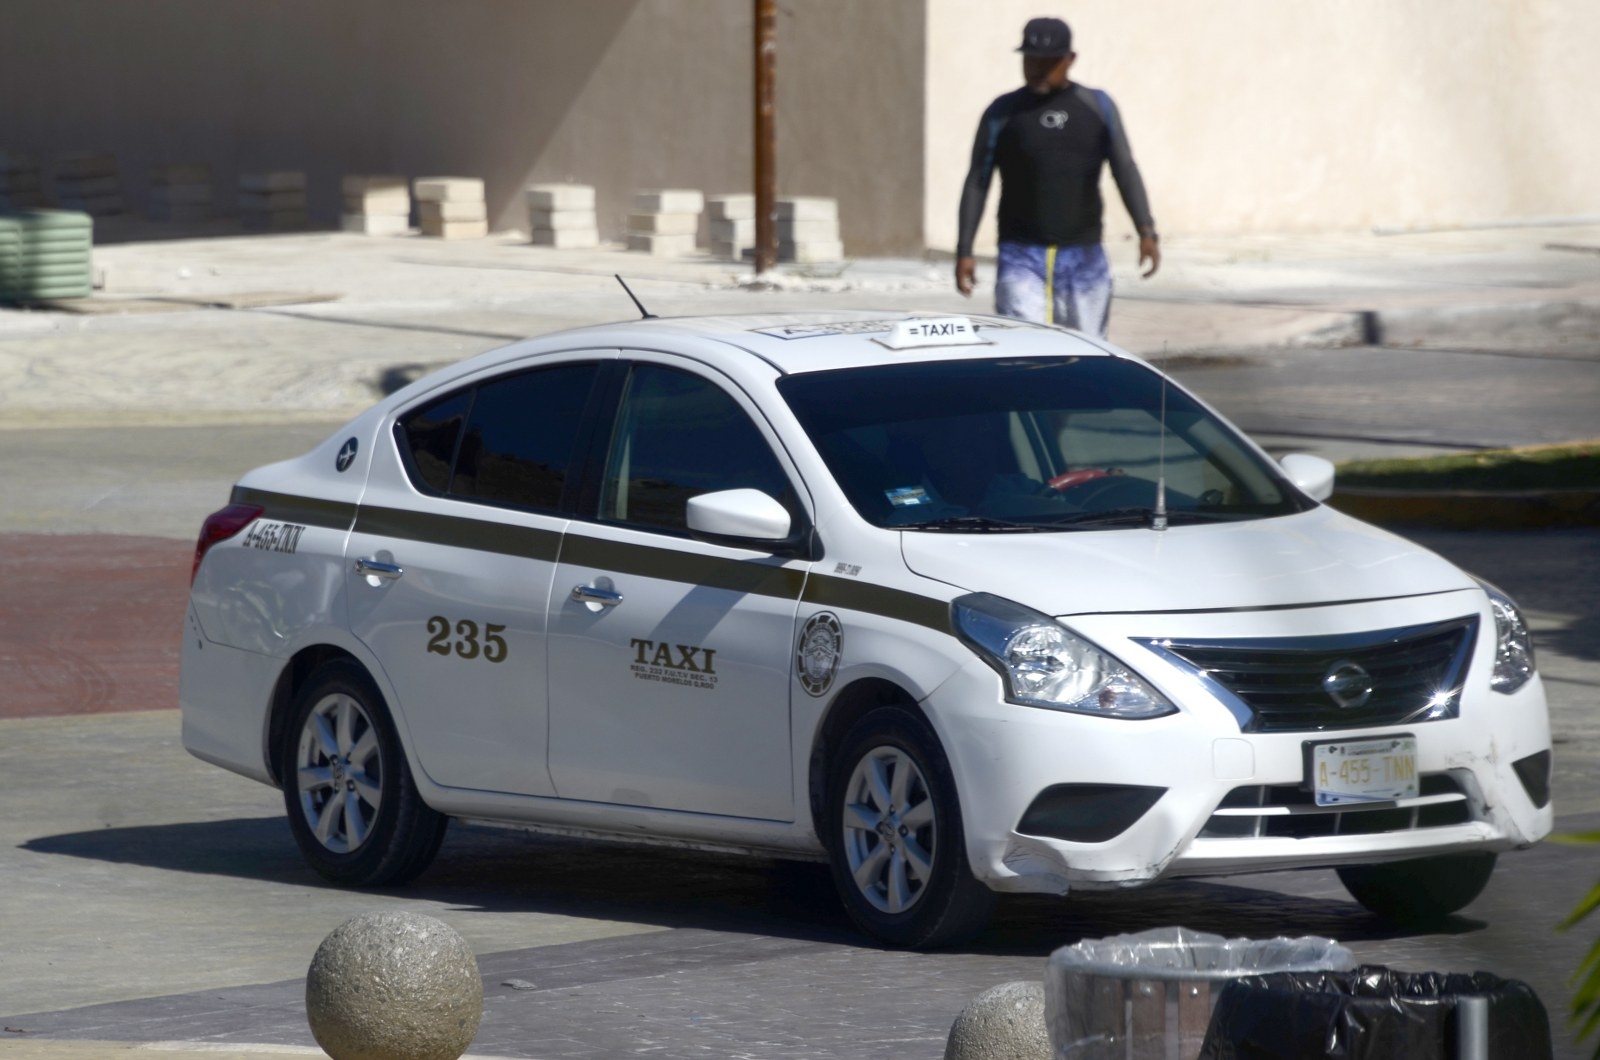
[952,593,1175,719]
[1480,581,1535,694]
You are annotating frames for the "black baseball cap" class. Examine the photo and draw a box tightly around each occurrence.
[1016,17,1072,57]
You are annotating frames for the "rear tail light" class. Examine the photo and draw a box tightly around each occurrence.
[191,503,264,586]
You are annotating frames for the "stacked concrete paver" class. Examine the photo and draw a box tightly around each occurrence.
[526,184,599,249]
[415,177,488,239]
[627,189,702,257]
[148,165,214,224]
[341,175,411,235]
[0,153,47,211]
[777,196,842,263]
[239,172,308,230]
[707,194,755,262]
[54,153,123,216]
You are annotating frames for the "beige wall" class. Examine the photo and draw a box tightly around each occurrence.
[0,1,926,254]
[926,0,1600,254]
[12,2,1590,258]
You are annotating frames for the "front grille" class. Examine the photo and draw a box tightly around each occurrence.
[1198,773,1474,839]
[1143,617,1478,733]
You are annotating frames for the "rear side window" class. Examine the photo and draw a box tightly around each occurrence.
[395,363,599,512]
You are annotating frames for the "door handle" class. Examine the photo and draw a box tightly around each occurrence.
[571,584,623,607]
[354,557,404,580]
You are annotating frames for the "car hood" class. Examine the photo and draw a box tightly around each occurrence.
[899,506,1476,616]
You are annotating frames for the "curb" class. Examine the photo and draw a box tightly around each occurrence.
[1368,297,1600,349]
[1330,487,1600,530]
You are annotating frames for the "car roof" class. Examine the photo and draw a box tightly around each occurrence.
[509,310,1125,376]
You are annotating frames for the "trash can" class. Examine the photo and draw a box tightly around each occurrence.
[1199,965,1552,1060]
[1046,927,1357,1059]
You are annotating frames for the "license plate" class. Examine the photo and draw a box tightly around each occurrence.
[1311,736,1418,807]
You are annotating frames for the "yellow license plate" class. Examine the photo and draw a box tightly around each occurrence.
[1312,736,1418,807]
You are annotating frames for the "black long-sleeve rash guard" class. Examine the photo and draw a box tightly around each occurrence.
[956,82,1155,259]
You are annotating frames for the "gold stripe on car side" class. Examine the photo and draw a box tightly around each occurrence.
[557,532,806,598]
[801,574,950,632]
[234,489,951,632]
[355,505,563,562]
[231,487,357,529]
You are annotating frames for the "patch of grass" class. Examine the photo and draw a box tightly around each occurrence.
[1337,442,1600,491]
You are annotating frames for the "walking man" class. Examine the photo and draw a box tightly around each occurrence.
[955,17,1159,336]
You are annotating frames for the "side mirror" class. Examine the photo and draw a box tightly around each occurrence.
[1280,453,1336,502]
[687,488,792,543]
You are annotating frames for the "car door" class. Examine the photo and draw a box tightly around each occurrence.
[547,357,809,821]
[346,357,608,797]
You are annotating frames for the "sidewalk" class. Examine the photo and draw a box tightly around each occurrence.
[0,1044,520,1059]
[0,218,1596,428]
[0,1044,322,1058]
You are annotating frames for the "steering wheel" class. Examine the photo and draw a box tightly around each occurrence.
[1055,473,1157,512]
[1047,468,1121,492]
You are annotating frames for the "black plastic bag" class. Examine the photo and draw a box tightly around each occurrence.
[1200,965,1551,1059]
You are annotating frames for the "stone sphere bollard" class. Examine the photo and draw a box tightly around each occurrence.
[305,911,483,1060]
[944,980,1050,1060]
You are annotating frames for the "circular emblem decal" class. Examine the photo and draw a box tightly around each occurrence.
[797,612,843,697]
[1323,660,1374,709]
[1040,110,1069,129]
[335,437,359,473]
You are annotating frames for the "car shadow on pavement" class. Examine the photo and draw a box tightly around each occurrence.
[978,880,1485,957]
[23,816,309,880]
[23,817,1477,957]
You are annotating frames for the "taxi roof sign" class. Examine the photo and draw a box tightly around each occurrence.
[874,317,990,350]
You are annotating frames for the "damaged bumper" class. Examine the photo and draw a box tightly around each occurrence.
[925,612,1553,897]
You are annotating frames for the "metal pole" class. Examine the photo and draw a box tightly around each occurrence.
[753,0,777,274]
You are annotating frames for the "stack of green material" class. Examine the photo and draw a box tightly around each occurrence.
[14,209,93,301]
[0,215,20,302]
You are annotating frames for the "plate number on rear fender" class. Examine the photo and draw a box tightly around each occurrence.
[426,617,508,663]
[242,520,305,554]
[1312,736,1418,806]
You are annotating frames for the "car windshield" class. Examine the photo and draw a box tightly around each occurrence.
[777,355,1313,531]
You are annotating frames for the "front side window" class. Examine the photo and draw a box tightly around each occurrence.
[395,362,598,511]
[601,364,792,533]
[778,356,1310,531]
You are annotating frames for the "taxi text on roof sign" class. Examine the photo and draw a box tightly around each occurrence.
[875,317,990,351]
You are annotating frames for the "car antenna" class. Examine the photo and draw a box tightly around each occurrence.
[614,274,657,320]
[1151,342,1169,532]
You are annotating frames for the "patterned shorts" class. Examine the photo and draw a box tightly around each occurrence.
[994,242,1113,337]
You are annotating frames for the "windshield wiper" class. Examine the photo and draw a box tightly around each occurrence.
[1049,507,1244,529]
[895,515,1044,533]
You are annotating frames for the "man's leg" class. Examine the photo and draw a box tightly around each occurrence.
[993,242,1047,322]
[1052,244,1113,337]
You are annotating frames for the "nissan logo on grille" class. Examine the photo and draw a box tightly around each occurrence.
[1323,660,1375,709]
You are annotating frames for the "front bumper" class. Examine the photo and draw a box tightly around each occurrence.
[924,595,1554,896]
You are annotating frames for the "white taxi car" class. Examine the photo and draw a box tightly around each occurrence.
[181,311,1551,947]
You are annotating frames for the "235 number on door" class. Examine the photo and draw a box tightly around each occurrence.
[426,617,508,663]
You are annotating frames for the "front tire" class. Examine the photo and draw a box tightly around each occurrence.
[282,660,447,887]
[825,706,995,948]
[1337,852,1497,922]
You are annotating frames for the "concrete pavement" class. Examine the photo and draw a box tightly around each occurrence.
[1,218,1597,429]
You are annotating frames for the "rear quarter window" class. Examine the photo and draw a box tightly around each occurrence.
[396,390,471,493]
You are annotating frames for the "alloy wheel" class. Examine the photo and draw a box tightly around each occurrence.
[841,745,938,914]
[294,692,383,854]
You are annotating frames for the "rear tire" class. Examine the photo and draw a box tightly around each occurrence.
[1337,852,1496,922]
[281,660,446,886]
[825,706,995,948]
